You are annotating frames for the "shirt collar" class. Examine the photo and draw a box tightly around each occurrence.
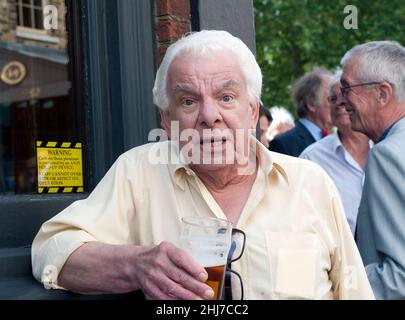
[330,132,342,153]
[167,137,290,190]
[165,141,194,191]
[378,116,405,143]
[255,137,289,185]
[299,118,323,141]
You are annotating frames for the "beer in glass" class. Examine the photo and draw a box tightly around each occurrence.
[180,216,232,300]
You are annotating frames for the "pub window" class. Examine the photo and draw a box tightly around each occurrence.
[17,0,44,30]
[1,0,87,194]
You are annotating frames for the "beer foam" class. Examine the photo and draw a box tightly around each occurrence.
[180,235,231,267]
[192,253,227,268]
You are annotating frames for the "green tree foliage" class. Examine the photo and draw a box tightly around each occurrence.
[254,0,405,116]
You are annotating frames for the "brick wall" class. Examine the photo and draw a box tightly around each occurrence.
[0,0,17,43]
[154,0,192,66]
[0,0,67,50]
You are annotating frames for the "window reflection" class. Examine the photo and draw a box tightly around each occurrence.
[0,0,85,194]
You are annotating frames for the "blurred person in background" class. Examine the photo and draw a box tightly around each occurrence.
[267,106,295,142]
[269,68,333,156]
[300,70,372,235]
[259,104,273,148]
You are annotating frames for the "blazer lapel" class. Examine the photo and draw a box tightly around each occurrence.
[296,122,316,148]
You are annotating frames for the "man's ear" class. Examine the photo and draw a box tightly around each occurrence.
[378,81,394,107]
[306,100,317,113]
[250,101,260,129]
[160,109,172,139]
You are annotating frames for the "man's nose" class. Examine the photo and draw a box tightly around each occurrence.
[339,93,349,105]
[198,98,222,127]
[335,93,347,108]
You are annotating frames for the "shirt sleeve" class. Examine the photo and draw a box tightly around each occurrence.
[326,175,375,300]
[31,154,139,289]
[360,143,405,299]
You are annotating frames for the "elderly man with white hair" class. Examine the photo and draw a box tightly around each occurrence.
[32,30,373,300]
[340,40,405,299]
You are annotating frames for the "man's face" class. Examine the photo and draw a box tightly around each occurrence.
[259,115,270,148]
[161,51,259,169]
[314,75,334,132]
[341,59,379,136]
[329,83,351,131]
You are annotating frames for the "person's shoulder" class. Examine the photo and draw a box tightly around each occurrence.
[269,127,297,152]
[300,134,334,157]
[368,133,404,169]
[272,126,298,142]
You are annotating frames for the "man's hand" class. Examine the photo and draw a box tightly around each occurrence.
[132,241,215,300]
[58,241,214,299]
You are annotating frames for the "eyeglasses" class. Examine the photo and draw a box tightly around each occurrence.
[340,81,381,97]
[221,228,246,300]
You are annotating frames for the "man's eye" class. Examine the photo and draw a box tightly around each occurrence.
[328,96,337,104]
[182,99,194,106]
[222,95,233,103]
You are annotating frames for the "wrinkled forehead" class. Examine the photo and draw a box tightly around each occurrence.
[167,50,245,89]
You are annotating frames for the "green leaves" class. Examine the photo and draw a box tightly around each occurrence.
[254,0,405,116]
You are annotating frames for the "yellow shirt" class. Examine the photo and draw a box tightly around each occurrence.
[32,139,374,299]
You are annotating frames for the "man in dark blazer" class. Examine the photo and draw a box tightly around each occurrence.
[341,40,405,299]
[269,68,333,157]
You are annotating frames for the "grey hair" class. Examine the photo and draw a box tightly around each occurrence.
[269,106,295,126]
[291,67,332,118]
[328,69,343,96]
[341,40,405,103]
[152,30,262,110]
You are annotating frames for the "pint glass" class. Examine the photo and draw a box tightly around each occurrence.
[180,216,232,300]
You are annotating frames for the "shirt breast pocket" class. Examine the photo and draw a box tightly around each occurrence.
[266,231,328,300]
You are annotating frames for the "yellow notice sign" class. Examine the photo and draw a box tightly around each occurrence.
[36,141,84,193]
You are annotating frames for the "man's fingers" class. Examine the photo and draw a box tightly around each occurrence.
[142,280,175,300]
[163,243,208,282]
[140,242,214,300]
[165,262,214,300]
[156,276,205,300]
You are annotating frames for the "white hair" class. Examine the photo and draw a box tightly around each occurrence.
[269,106,294,127]
[267,106,295,141]
[152,30,262,110]
[341,40,405,102]
[328,69,342,96]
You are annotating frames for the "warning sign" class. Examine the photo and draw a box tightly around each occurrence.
[36,141,84,193]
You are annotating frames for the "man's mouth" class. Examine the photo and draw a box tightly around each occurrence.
[336,111,350,117]
[345,105,355,117]
[200,137,228,147]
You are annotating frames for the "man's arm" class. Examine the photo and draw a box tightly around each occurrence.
[58,241,214,300]
[325,174,374,299]
[32,153,214,300]
[358,144,405,299]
